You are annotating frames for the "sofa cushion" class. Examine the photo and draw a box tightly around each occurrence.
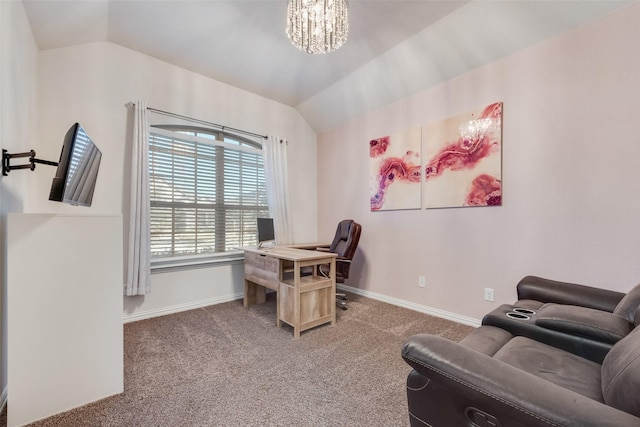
[459,325,513,356]
[535,303,632,344]
[493,336,603,402]
[601,326,640,417]
[513,299,545,310]
[614,283,640,322]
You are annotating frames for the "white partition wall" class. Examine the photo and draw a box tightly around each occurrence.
[7,214,123,427]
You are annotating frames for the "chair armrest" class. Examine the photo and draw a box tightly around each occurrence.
[401,334,640,426]
[536,304,632,344]
[315,246,330,252]
[517,276,624,312]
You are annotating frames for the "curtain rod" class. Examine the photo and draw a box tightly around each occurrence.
[125,103,268,140]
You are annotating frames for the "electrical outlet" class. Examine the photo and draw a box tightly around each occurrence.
[484,288,495,302]
[418,276,426,288]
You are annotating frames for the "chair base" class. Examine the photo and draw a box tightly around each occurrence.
[336,292,347,310]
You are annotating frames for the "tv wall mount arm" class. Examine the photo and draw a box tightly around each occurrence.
[2,149,58,176]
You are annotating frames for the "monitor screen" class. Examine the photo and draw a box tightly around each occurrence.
[257,217,275,247]
[49,123,102,207]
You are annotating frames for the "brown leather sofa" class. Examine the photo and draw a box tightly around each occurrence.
[401,277,640,426]
[482,276,640,363]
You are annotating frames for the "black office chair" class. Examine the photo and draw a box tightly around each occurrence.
[317,219,362,310]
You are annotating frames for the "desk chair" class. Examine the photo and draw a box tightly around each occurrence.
[317,219,362,310]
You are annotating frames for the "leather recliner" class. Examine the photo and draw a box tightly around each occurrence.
[401,276,640,426]
[482,276,640,363]
[402,323,640,426]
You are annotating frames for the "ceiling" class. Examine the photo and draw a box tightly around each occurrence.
[22,0,636,132]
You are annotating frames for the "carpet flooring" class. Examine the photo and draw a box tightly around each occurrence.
[1,292,473,427]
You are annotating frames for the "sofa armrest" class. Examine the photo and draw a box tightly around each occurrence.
[536,304,632,344]
[517,276,624,312]
[401,334,640,426]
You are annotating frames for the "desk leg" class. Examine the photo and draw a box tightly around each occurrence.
[276,287,281,329]
[244,280,266,307]
[243,280,252,307]
[293,261,301,339]
[330,258,336,325]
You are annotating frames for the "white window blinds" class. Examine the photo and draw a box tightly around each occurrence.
[149,127,268,259]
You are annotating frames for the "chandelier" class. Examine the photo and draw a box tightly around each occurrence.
[286,0,349,54]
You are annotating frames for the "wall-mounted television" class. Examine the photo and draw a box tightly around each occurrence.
[49,123,102,207]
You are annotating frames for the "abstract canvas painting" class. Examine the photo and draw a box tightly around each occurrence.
[369,127,421,211]
[423,102,502,209]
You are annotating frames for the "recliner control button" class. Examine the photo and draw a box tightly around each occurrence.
[465,407,501,427]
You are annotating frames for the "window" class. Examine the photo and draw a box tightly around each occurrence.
[149,125,268,261]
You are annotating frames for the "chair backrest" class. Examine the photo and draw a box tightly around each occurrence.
[329,219,361,258]
[601,324,640,417]
[614,283,640,323]
[328,219,361,281]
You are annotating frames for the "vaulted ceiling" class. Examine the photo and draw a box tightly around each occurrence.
[22,0,635,132]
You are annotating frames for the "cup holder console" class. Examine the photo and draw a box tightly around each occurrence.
[513,307,536,315]
[506,312,530,320]
[485,305,538,322]
[504,307,536,320]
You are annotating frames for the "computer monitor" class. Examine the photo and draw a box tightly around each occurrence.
[257,217,275,248]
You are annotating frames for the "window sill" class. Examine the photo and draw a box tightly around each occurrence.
[151,251,245,273]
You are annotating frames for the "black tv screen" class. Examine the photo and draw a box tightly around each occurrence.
[49,123,102,207]
[257,217,275,246]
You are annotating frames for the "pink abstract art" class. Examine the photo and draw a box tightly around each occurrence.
[369,127,421,211]
[423,102,502,208]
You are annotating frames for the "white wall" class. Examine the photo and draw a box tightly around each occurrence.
[34,41,318,319]
[318,3,640,321]
[0,0,40,408]
[2,3,318,418]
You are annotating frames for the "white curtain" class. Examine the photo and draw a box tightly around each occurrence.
[263,136,294,245]
[125,101,151,296]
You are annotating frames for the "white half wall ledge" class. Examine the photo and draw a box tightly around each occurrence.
[7,214,123,427]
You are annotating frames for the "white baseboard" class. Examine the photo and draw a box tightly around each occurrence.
[123,292,244,323]
[1,386,7,413]
[337,284,482,328]
[122,286,481,328]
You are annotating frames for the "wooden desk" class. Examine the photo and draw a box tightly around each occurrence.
[243,246,337,338]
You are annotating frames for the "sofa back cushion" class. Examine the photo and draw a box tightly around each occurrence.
[601,326,640,416]
[614,283,640,322]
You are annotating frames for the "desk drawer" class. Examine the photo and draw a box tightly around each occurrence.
[244,252,278,272]
[244,251,279,291]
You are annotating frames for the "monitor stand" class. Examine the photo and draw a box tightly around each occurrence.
[258,240,275,249]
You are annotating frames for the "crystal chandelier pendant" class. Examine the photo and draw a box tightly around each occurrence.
[286,0,349,54]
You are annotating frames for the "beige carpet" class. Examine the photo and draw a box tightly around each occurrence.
[2,292,473,427]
